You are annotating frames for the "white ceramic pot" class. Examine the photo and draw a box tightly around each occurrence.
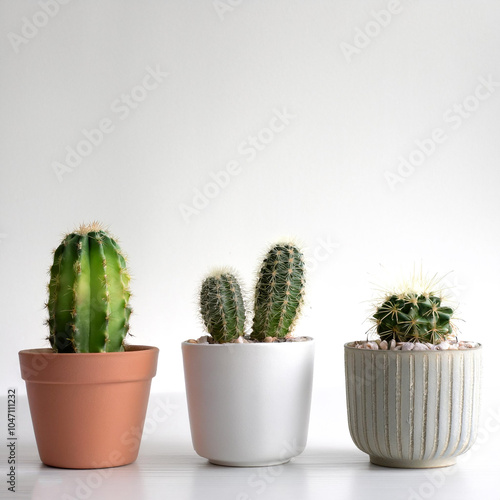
[344,342,482,468]
[182,339,315,466]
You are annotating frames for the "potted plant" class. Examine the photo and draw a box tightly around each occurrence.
[19,223,159,469]
[182,242,315,466]
[344,274,482,468]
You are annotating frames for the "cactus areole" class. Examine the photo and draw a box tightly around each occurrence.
[46,223,132,353]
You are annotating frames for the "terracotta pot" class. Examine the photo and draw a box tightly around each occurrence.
[19,345,159,469]
[344,342,482,468]
[182,338,315,466]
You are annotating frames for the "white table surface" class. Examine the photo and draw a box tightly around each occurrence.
[2,389,499,500]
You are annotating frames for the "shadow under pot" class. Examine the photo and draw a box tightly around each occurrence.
[182,338,315,467]
[344,342,482,468]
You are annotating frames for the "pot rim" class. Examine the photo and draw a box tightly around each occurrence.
[344,341,481,351]
[18,344,158,356]
[19,344,159,384]
[182,336,314,347]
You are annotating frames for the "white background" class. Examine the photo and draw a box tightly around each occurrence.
[1,2,500,497]
[2,0,499,395]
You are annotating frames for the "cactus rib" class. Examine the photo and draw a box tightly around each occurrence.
[200,271,245,343]
[251,243,305,341]
[373,292,454,344]
[47,223,132,353]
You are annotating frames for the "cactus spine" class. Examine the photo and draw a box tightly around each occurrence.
[373,292,454,344]
[251,243,305,341]
[46,223,132,353]
[200,271,246,343]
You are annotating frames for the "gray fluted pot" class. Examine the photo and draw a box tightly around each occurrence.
[344,342,482,468]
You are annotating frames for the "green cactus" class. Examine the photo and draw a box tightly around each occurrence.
[251,243,306,341]
[46,223,132,353]
[200,271,246,343]
[372,292,454,344]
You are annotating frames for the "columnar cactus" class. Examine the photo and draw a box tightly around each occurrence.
[372,292,454,344]
[200,271,246,343]
[251,243,306,341]
[46,222,132,353]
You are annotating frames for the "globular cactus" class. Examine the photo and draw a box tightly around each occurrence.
[46,222,132,353]
[200,271,246,343]
[251,243,306,341]
[372,292,454,344]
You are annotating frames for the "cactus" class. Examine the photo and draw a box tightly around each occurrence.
[372,292,454,344]
[251,243,306,341]
[200,271,246,343]
[46,222,132,353]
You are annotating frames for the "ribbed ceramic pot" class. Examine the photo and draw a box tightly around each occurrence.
[19,345,159,469]
[344,342,482,468]
[182,339,315,467]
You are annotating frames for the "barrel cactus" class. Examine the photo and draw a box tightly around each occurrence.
[372,291,454,344]
[251,243,306,341]
[46,222,132,353]
[200,270,246,343]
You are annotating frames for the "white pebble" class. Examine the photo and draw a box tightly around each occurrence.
[412,343,429,351]
[352,339,480,351]
[197,335,210,344]
[436,341,450,350]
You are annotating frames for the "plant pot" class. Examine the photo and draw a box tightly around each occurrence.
[344,342,482,468]
[182,338,315,467]
[19,345,159,469]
